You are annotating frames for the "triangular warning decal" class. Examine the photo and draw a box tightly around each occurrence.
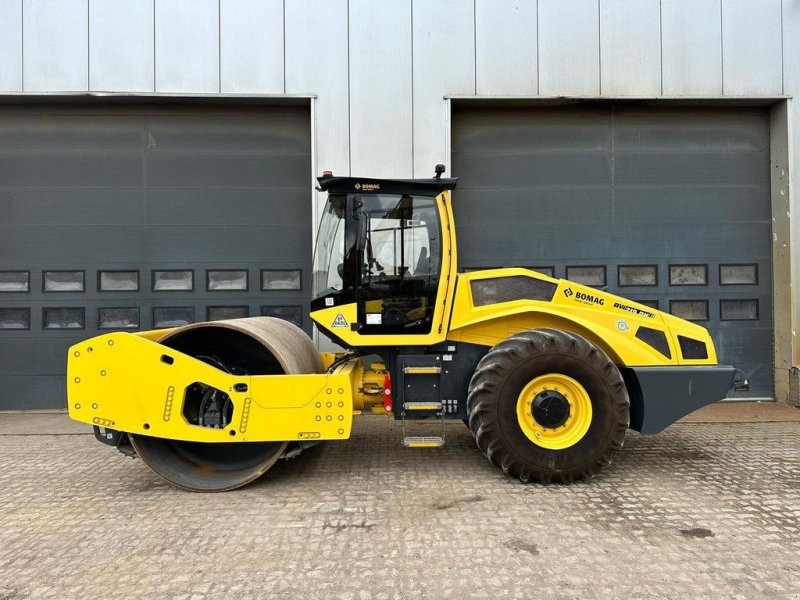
[331,312,348,328]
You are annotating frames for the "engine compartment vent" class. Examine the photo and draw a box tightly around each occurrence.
[678,335,709,360]
[470,276,557,307]
[635,326,672,359]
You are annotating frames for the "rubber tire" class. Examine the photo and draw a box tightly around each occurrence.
[467,328,629,484]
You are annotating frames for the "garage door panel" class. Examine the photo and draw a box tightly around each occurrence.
[453,105,773,398]
[2,377,65,410]
[0,116,145,151]
[145,112,310,153]
[0,104,312,409]
[456,187,613,224]
[144,187,309,225]
[614,109,769,150]
[453,109,609,152]
[614,187,771,224]
[0,187,145,225]
[452,151,611,187]
[0,226,149,263]
[146,153,309,188]
[0,153,144,188]
[615,151,770,186]
[0,336,84,374]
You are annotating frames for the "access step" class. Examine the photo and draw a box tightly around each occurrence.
[403,401,443,411]
[402,366,441,375]
[403,436,445,448]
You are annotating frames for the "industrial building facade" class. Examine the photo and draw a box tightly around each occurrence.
[0,0,796,409]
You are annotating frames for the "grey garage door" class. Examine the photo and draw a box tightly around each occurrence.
[0,103,311,409]
[452,105,772,398]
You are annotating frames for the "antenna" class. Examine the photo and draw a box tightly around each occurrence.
[434,164,446,179]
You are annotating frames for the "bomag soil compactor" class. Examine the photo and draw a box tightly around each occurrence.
[67,166,747,491]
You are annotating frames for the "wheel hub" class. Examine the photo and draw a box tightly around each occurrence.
[532,390,570,429]
[515,373,593,450]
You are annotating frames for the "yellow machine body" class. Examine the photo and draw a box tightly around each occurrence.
[447,269,717,367]
[68,332,354,443]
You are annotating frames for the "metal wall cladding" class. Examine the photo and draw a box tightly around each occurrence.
[660,0,722,95]
[412,0,475,176]
[23,0,88,92]
[0,0,790,101]
[0,103,313,409]
[599,0,661,96]
[452,104,773,397]
[721,0,783,95]
[348,0,413,178]
[89,0,154,92]
[155,0,219,93]
[475,0,537,96]
[538,0,600,96]
[219,0,284,93]
[0,0,22,91]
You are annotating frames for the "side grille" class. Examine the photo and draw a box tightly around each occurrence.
[470,276,557,307]
[678,336,708,360]
[635,326,672,359]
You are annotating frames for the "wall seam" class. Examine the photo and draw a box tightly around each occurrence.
[535,0,539,95]
[411,0,415,177]
[347,0,351,174]
[658,0,663,96]
[283,0,286,94]
[87,0,90,90]
[597,0,602,94]
[20,0,24,91]
[218,0,221,93]
[153,0,156,92]
[473,0,477,94]
[780,0,784,95]
[719,0,724,94]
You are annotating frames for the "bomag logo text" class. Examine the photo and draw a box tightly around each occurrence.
[354,182,380,191]
[575,291,605,306]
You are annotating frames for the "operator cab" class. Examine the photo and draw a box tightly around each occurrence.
[311,169,457,342]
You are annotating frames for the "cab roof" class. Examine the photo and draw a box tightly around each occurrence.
[316,175,458,197]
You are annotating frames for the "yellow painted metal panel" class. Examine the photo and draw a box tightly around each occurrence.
[448,269,717,367]
[67,332,353,443]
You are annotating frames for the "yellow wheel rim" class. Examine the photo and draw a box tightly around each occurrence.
[516,373,593,450]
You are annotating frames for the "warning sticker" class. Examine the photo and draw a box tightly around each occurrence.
[331,312,348,328]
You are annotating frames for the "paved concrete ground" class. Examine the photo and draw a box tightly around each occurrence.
[1,412,799,599]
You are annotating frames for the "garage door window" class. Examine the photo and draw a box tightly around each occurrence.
[207,306,249,321]
[154,307,195,328]
[43,308,85,329]
[153,270,193,291]
[669,265,708,286]
[207,270,248,291]
[720,299,759,321]
[43,271,84,292]
[261,270,301,291]
[98,308,140,330]
[0,271,29,293]
[0,308,30,330]
[720,264,758,286]
[99,271,139,292]
[618,265,658,287]
[566,266,606,287]
[261,305,303,327]
[669,300,709,322]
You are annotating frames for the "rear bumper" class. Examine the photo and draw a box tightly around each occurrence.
[620,365,737,434]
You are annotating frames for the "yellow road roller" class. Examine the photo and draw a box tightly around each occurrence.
[67,165,748,491]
